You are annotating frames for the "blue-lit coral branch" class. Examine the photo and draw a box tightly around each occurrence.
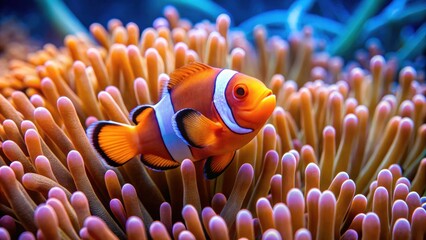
[317,0,350,22]
[236,10,342,38]
[157,0,231,22]
[286,0,315,34]
[363,2,426,43]
[396,23,426,63]
[328,0,387,57]
[35,0,90,38]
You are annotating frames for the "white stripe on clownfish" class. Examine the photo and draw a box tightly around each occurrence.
[213,69,253,134]
[154,93,193,161]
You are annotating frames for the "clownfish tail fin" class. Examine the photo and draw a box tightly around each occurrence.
[87,121,139,166]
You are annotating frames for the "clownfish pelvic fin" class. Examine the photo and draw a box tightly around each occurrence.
[204,151,236,179]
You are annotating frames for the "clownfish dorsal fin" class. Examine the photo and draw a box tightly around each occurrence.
[168,61,211,91]
[172,108,222,148]
[204,151,236,179]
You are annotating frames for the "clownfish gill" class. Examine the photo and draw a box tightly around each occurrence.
[87,61,276,179]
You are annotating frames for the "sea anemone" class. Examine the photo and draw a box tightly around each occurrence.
[0,3,425,240]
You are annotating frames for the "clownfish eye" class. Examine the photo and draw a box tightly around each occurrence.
[233,84,248,99]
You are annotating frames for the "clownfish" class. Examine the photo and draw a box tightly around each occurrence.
[87,62,276,179]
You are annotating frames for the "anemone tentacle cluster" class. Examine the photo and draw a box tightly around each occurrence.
[0,6,425,240]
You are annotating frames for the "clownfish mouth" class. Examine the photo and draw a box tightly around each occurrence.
[234,89,276,125]
[264,90,273,98]
[259,89,274,105]
[243,90,275,111]
[241,90,276,116]
[233,90,276,130]
[260,91,276,109]
[256,92,276,120]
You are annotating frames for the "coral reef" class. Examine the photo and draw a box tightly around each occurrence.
[0,4,425,240]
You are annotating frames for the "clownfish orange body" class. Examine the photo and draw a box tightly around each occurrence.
[87,62,276,179]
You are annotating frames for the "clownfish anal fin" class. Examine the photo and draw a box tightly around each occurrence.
[172,108,222,148]
[130,105,153,124]
[140,154,180,170]
[204,152,236,179]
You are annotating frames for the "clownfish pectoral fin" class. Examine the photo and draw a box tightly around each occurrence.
[140,154,180,170]
[204,152,236,179]
[172,108,222,148]
[87,121,139,167]
[129,104,153,124]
